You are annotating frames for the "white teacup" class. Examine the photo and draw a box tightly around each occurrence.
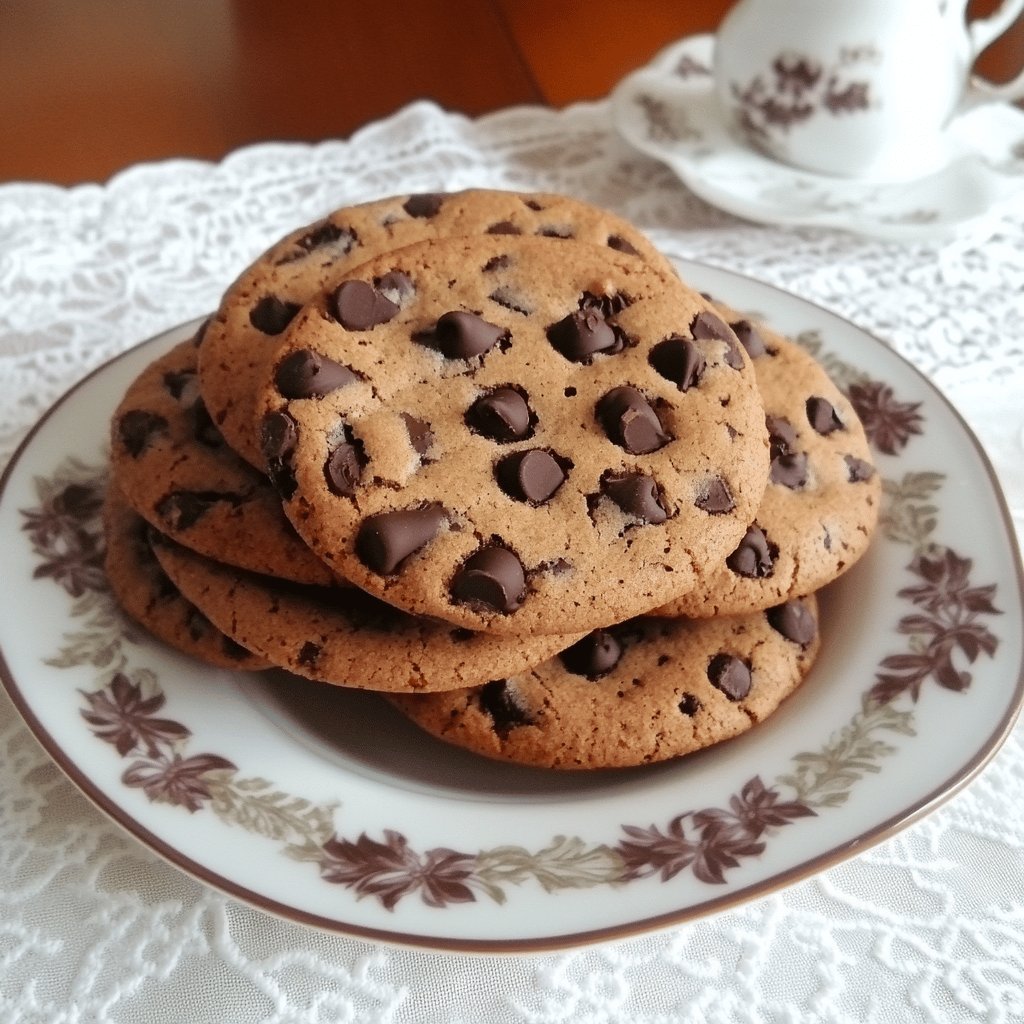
[714,0,1024,180]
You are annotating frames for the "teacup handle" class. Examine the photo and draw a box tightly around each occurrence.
[961,0,1024,108]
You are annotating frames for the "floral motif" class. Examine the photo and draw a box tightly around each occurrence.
[122,752,236,813]
[80,672,190,756]
[847,381,924,456]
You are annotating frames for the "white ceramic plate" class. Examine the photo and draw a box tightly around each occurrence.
[1,261,1021,953]
[611,35,1024,241]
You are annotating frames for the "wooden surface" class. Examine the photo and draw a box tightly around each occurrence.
[1,0,1020,185]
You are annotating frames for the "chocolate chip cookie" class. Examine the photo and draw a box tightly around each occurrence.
[198,189,677,467]
[257,234,770,635]
[388,594,820,769]
[103,485,270,670]
[150,536,585,692]
[654,307,880,618]
[110,336,337,586]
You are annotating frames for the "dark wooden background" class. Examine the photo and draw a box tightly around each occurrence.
[2,0,1020,185]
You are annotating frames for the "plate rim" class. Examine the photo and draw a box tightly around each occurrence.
[1,266,1022,954]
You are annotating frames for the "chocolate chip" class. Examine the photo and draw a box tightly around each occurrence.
[295,221,357,255]
[249,296,301,336]
[731,319,767,358]
[261,410,299,498]
[355,504,444,575]
[649,336,706,391]
[538,224,572,238]
[495,449,568,504]
[489,286,532,315]
[707,653,752,700]
[221,636,252,661]
[771,452,809,489]
[451,546,526,613]
[486,220,521,235]
[559,629,623,678]
[297,641,321,667]
[579,290,630,317]
[607,234,639,255]
[767,600,817,647]
[331,280,399,331]
[275,349,359,399]
[678,693,701,716]
[845,455,875,483]
[466,387,532,442]
[434,311,508,359]
[118,410,168,457]
[807,396,844,435]
[374,271,415,306]
[695,476,736,514]
[324,439,365,497]
[186,609,210,642]
[403,193,445,218]
[546,310,620,362]
[601,472,668,524]
[726,525,776,578]
[766,414,799,456]
[691,310,743,369]
[156,490,242,531]
[162,369,198,403]
[482,254,510,272]
[597,387,670,454]
[478,679,533,737]
[401,413,433,457]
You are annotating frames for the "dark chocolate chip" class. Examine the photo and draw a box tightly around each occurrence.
[295,221,357,255]
[162,369,197,402]
[221,636,252,661]
[767,600,817,647]
[649,335,706,391]
[695,476,736,514]
[118,410,168,457]
[324,440,365,497]
[691,310,743,369]
[482,254,510,272]
[249,296,301,336]
[678,693,701,716]
[771,452,809,489]
[434,311,508,359]
[601,472,668,524]
[403,193,445,218]
[466,387,532,442]
[186,609,210,641]
[451,546,526,613]
[401,413,433,457]
[766,414,799,456]
[845,454,875,483]
[374,271,415,306]
[807,396,844,435]
[331,279,400,330]
[486,220,521,235]
[707,653,752,700]
[538,224,572,238]
[355,505,444,575]
[596,386,670,454]
[579,290,630,317]
[726,525,776,578]
[297,641,321,667]
[559,629,623,678]
[731,319,767,358]
[156,490,242,531]
[607,234,639,255]
[261,410,299,498]
[489,286,532,315]
[495,449,568,504]
[546,310,620,362]
[478,679,533,737]
[275,349,359,399]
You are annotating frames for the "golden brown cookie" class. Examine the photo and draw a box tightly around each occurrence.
[103,485,270,670]
[198,189,677,467]
[388,594,820,769]
[654,308,880,618]
[109,336,337,586]
[256,234,770,635]
[150,536,586,693]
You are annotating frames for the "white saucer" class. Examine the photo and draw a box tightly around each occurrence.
[610,35,1024,241]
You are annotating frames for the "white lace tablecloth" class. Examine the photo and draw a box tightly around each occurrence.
[2,99,1023,1023]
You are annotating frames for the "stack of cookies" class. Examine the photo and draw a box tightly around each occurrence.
[105,189,879,770]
